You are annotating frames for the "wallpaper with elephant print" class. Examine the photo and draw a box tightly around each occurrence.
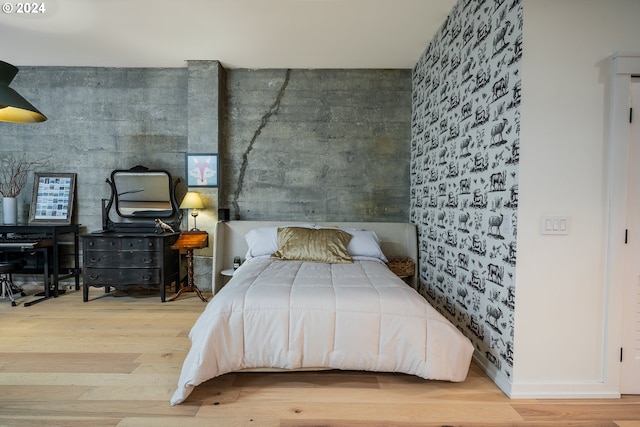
[410,0,522,381]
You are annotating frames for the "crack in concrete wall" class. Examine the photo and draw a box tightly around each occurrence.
[231,69,291,218]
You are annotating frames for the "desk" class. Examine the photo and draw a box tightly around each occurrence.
[169,231,208,302]
[0,224,80,306]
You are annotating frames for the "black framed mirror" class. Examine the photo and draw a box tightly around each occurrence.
[102,165,181,232]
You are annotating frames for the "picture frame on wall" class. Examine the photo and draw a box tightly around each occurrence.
[185,153,218,188]
[28,173,77,225]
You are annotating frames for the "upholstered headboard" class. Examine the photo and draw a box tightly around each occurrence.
[212,221,418,294]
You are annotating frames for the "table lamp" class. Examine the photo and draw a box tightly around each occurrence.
[180,191,204,230]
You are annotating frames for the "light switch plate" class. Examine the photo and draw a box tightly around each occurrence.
[541,215,570,235]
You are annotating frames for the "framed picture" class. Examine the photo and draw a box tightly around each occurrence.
[185,153,218,187]
[28,173,77,225]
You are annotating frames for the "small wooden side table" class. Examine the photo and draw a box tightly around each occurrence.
[169,230,209,302]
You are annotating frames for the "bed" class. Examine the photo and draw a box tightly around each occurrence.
[170,221,474,406]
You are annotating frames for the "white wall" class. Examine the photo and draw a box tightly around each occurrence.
[514,0,640,397]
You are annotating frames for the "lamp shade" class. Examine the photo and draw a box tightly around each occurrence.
[0,61,47,123]
[180,191,204,210]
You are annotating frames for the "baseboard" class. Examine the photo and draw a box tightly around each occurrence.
[509,382,620,399]
[472,354,621,399]
[472,353,512,397]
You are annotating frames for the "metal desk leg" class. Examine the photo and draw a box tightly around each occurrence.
[24,248,50,307]
[74,231,80,290]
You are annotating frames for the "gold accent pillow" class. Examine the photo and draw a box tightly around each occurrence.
[271,226,353,263]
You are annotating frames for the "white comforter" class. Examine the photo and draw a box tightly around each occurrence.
[170,258,474,405]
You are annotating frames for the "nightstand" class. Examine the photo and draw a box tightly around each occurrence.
[386,257,415,286]
[221,269,235,277]
[169,230,209,302]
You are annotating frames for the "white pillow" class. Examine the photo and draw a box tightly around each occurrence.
[345,229,387,262]
[314,226,387,262]
[244,224,314,259]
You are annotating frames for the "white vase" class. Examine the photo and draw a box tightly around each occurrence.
[2,197,17,225]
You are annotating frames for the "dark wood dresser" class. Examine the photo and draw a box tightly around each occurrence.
[82,232,180,302]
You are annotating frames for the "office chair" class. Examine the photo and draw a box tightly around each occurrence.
[0,260,26,307]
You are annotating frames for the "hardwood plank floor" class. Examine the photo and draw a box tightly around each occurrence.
[1,285,639,427]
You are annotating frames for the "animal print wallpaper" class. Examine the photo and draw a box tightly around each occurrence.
[410,0,522,381]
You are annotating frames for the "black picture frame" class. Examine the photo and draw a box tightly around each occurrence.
[28,173,77,225]
[185,153,218,188]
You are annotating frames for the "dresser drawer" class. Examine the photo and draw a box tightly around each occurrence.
[120,237,161,250]
[84,250,160,268]
[84,236,160,251]
[84,267,161,286]
[84,237,118,251]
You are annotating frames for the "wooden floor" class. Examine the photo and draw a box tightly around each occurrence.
[1,285,639,427]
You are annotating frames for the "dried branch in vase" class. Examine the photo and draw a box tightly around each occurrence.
[0,154,49,198]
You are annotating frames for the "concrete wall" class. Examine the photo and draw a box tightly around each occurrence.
[1,66,188,229]
[221,68,411,222]
[1,65,411,291]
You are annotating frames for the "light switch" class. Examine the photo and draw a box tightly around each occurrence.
[541,215,570,235]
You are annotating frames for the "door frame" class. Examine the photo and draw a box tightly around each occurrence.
[606,52,640,393]
[620,77,640,392]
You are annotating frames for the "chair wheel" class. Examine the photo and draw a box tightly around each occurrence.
[21,292,26,296]
[11,301,17,307]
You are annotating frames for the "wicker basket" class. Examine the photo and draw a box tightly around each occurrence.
[386,257,415,277]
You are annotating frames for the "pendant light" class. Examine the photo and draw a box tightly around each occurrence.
[0,61,47,123]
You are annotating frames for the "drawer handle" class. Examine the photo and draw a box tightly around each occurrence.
[89,275,99,280]
[90,257,101,263]
[142,258,153,264]
[141,274,152,281]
